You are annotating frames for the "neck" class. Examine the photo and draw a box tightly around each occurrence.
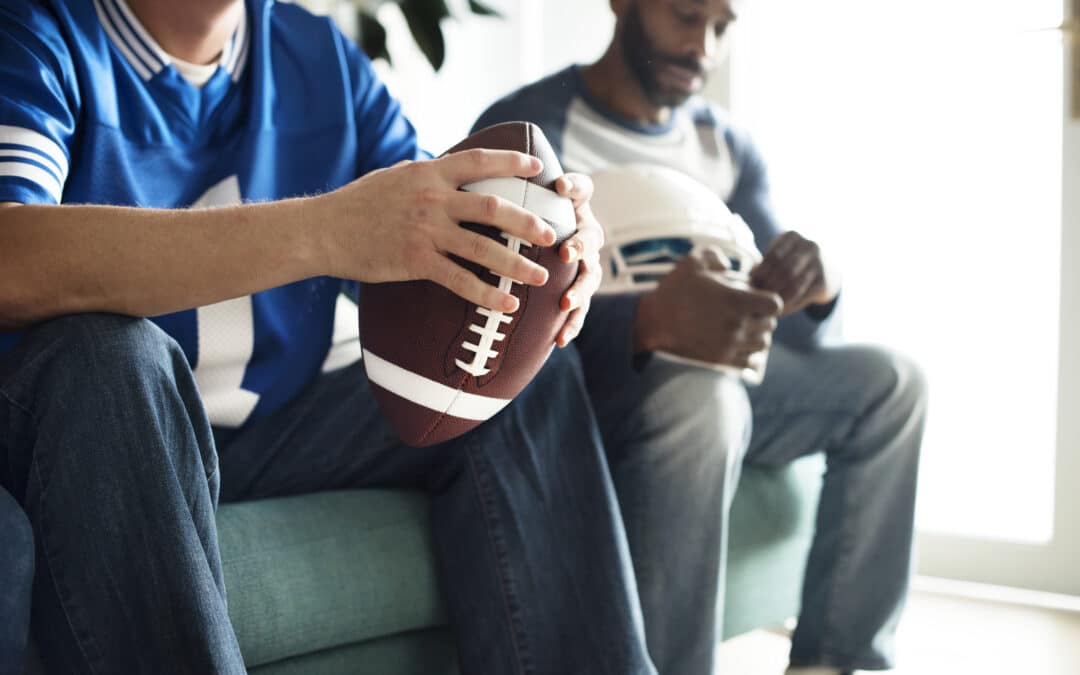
[581,42,670,127]
[126,0,242,64]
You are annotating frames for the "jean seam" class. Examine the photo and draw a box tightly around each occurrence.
[465,440,531,675]
[0,387,33,419]
[32,453,104,675]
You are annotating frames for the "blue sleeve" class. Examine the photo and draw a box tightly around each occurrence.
[336,33,425,298]
[0,2,78,205]
[724,125,840,350]
[343,40,429,174]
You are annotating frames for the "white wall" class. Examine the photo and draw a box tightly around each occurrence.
[298,0,735,149]
[298,0,617,151]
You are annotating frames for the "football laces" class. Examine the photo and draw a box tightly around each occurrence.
[456,233,528,377]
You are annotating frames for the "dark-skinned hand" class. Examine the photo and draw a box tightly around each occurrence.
[749,230,840,316]
[635,250,783,369]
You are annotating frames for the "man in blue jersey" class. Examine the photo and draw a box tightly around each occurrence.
[476,1,928,674]
[0,1,656,674]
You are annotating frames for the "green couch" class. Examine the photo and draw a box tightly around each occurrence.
[28,455,823,674]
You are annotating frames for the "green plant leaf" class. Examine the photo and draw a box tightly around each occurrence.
[467,0,499,16]
[399,0,449,70]
[357,12,391,64]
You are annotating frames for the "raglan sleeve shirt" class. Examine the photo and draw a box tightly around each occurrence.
[0,2,78,206]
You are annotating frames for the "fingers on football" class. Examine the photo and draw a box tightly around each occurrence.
[425,253,518,313]
[560,218,604,263]
[442,227,548,287]
[556,173,594,208]
[441,148,543,184]
[557,302,589,347]
[447,191,555,247]
[561,255,601,311]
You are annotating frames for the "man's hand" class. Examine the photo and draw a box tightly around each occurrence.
[552,173,603,347]
[749,231,839,316]
[634,252,783,369]
[318,149,557,314]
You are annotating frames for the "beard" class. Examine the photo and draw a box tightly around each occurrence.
[620,3,708,108]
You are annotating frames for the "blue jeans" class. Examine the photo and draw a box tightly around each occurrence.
[0,486,33,675]
[0,313,655,675]
[584,340,927,675]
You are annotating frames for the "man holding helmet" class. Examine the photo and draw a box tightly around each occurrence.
[476,1,928,674]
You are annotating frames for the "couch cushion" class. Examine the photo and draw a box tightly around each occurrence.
[217,490,448,668]
[723,454,824,638]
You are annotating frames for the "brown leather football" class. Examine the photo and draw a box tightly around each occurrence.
[359,122,579,447]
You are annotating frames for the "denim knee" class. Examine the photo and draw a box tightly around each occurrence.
[30,312,184,377]
[5,313,194,408]
[3,313,217,490]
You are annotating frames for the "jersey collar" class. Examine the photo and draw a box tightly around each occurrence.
[92,0,251,84]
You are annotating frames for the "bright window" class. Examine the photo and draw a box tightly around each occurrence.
[729,0,1063,543]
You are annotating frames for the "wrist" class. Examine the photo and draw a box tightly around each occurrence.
[293,193,335,278]
[633,290,667,354]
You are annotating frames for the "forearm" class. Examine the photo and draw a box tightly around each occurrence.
[0,199,322,329]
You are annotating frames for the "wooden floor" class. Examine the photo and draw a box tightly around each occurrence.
[716,590,1080,674]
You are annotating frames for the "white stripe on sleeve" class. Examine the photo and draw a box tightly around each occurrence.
[0,125,69,180]
[0,161,63,203]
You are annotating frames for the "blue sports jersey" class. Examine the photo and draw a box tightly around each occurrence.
[0,0,424,427]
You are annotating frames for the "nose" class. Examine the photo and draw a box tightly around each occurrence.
[690,24,718,69]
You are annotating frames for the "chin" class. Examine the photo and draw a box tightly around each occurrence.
[648,89,696,108]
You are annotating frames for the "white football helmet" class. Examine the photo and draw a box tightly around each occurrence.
[589,163,768,383]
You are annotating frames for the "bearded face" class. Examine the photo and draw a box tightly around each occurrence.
[619,0,734,108]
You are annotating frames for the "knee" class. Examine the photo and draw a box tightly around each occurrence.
[641,364,752,468]
[22,313,189,394]
[845,345,928,419]
[11,314,212,472]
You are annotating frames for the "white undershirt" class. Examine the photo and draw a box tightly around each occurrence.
[171,55,221,87]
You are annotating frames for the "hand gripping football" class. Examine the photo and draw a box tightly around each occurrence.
[359,122,579,447]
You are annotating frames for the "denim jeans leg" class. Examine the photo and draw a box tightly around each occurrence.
[0,486,33,675]
[747,343,927,671]
[432,346,655,675]
[0,314,245,675]
[214,346,656,675]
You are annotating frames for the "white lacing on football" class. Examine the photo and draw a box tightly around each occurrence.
[454,176,574,379]
[456,233,529,377]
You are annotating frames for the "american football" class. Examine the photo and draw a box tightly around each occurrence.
[359,122,579,447]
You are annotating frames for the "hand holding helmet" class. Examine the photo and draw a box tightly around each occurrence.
[589,163,782,382]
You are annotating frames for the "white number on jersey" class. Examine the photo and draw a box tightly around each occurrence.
[190,176,261,427]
